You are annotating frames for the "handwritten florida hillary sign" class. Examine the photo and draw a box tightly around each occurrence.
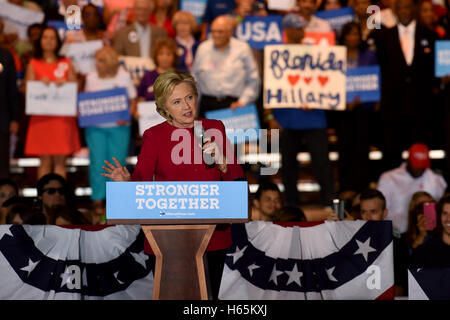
[264,44,347,110]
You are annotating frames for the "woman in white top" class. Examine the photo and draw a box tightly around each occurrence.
[83,46,137,222]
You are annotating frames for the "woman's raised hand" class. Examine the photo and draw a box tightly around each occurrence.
[101,157,131,181]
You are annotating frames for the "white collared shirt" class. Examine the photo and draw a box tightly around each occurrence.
[398,20,416,66]
[134,22,151,58]
[377,162,447,234]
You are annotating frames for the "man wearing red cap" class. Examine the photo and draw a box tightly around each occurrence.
[377,143,447,235]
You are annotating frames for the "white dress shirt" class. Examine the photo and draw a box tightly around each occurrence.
[135,22,151,59]
[398,20,416,66]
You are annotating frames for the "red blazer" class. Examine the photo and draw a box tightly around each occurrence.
[132,118,244,181]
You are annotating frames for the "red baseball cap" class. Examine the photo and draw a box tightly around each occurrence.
[408,143,430,169]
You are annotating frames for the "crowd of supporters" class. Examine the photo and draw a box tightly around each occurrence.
[1,0,450,297]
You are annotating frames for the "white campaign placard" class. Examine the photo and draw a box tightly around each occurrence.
[61,40,103,75]
[137,101,166,136]
[267,0,296,11]
[0,2,44,39]
[26,81,78,116]
[264,44,347,110]
[119,56,156,87]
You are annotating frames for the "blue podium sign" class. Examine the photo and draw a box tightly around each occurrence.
[106,181,249,224]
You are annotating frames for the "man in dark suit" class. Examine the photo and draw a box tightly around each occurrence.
[0,47,19,179]
[373,0,438,172]
[113,0,167,58]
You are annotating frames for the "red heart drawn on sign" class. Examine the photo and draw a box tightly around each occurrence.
[318,76,329,87]
[288,74,300,86]
[304,77,312,85]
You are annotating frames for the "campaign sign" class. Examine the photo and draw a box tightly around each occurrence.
[264,44,347,110]
[235,15,283,50]
[180,0,207,24]
[119,56,156,87]
[267,0,296,11]
[315,7,355,32]
[48,20,69,41]
[137,101,166,136]
[26,81,78,116]
[205,104,260,144]
[302,32,336,46]
[346,65,381,103]
[435,40,450,77]
[62,40,103,75]
[78,88,130,127]
[106,181,249,223]
[0,2,44,40]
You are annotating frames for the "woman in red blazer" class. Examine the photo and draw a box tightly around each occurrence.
[101,70,244,181]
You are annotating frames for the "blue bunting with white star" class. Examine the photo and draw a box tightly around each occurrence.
[219,221,395,300]
[0,225,155,299]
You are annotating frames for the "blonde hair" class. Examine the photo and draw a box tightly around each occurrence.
[172,10,198,33]
[95,46,120,75]
[153,70,198,120]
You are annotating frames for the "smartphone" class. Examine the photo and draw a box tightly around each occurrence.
[333,199,345,220]
[423,202,437,230]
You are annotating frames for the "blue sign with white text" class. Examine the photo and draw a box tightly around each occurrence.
[180,0,207,24]
[315,7,355,32]
[235,15,283,50]
[106,181,248,221]
[77,88,130,127]
[48,20,70,41]
[205,104,260,144]
[435,41,450,77]
[346,65,381,103]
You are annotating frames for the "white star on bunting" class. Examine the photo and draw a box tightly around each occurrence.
[114,271,125,285]
[326,266,338,282]
[269,265,284,285]
[131,251,149,269]
[354,237,377,262]
[248,263,260,277]
[285,263,303,286]
[227,245,247,265]
[60,267,73,288]
[20,258,40,277]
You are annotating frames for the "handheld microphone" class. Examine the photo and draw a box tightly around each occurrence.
[194,123,215,168]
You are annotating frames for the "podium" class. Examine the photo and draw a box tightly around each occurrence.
[106,181,249,300]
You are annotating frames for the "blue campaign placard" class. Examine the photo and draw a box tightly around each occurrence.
[435,41,450,77]
[180,0,207,24]
[205,104,261,144]
[78,88,130,127]
[315,7,355,32]
[235,15,283,50]
[48,20,70,41]
[106,181,248,221]
[346,65,381,103]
